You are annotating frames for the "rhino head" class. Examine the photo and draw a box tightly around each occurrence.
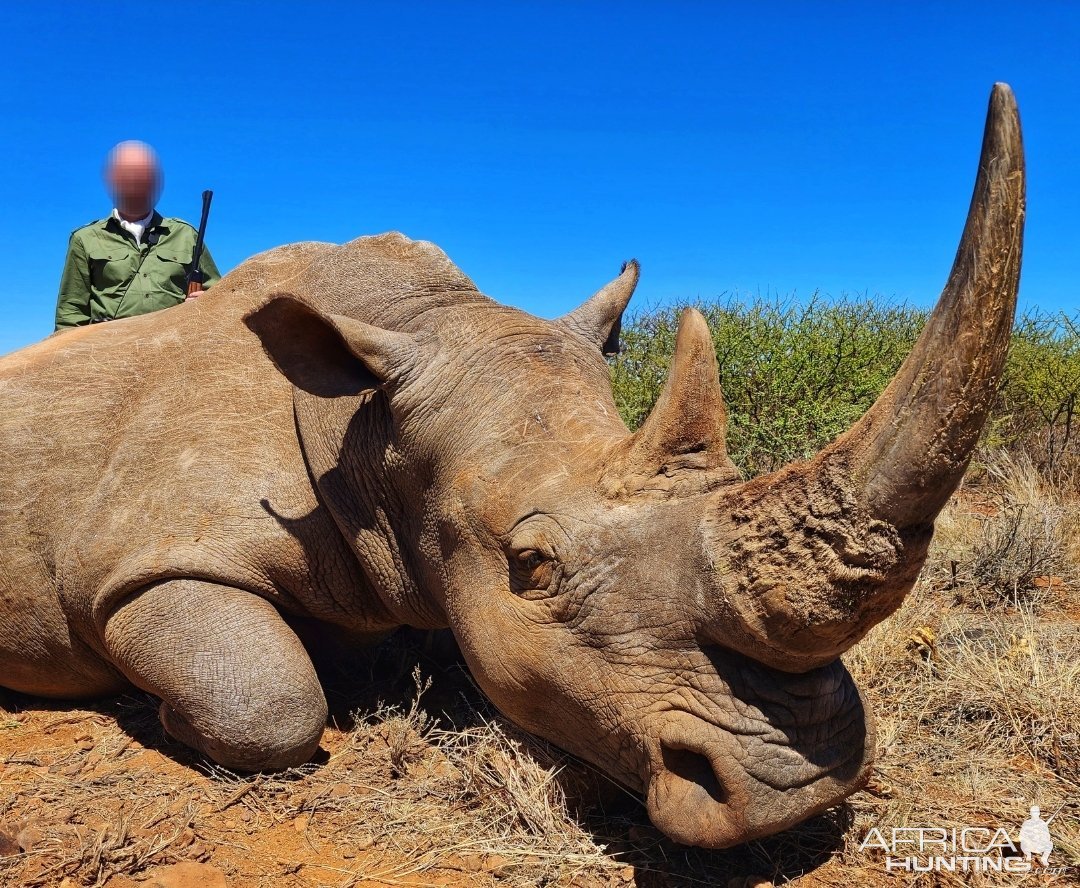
[250,85,1023,847]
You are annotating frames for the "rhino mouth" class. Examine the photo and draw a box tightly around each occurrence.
[642,655,872,848]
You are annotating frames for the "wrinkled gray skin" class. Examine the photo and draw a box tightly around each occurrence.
[0,86,1024,848]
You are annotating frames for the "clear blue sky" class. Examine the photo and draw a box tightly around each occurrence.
[2,2,1077,354]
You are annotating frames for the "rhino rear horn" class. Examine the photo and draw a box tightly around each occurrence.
[559,260,639,355]
[602,307,741,497]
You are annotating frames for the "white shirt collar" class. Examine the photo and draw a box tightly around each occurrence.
[111,208,156,245]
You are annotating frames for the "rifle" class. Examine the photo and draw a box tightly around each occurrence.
[185,190,214,295]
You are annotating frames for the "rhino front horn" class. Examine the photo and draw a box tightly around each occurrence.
[844,82,1024,528]
[699,84,1025,671]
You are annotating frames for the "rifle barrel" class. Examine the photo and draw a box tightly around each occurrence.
[186,190,214,295]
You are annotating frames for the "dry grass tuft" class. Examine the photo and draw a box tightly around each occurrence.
[933,450,1077,611]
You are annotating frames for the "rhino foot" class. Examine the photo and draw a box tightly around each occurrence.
[103,579,327,771]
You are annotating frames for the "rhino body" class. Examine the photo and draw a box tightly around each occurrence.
[0,86,1024,848]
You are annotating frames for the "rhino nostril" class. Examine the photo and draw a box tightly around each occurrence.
[659,741,728,807]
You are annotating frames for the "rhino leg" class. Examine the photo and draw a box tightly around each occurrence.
[103,579,327,771]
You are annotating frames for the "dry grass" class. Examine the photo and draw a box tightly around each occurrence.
[1,451,1078,887]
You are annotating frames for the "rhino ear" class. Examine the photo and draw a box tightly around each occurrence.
[245,295,418,398]
[558,260,639,356]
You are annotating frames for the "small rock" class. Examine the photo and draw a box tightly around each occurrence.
[483,853,510,876]
[16,824,43,852]
[459,852,485,872]
[619,865,635,883]
[865,773,895,798]
[167,798,189,816]
[0,829,19,857]
[142,861,228,888]
[328,782,352,799]
[292,814,310,832]
[238,809,252,822]
[353,834,374,852]
[223,819,236,829]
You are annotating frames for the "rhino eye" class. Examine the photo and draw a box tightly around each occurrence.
[522,550,545,570]
[509,549,558,599]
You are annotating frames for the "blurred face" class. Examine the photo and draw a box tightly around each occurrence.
[105,141,161,218]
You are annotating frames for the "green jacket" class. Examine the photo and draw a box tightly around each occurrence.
[55,212,221,330]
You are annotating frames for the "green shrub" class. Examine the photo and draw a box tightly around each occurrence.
[994,311,1080,476]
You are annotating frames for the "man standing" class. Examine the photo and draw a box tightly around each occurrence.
[54,141,220,330]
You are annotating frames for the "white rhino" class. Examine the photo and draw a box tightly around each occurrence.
[0,85,1023,848]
